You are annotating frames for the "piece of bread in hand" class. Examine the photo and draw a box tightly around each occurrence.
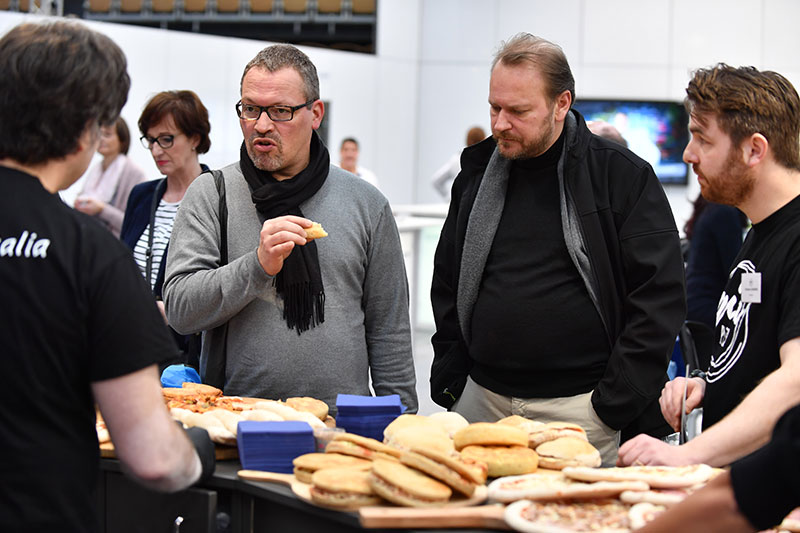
[305,222,328,241]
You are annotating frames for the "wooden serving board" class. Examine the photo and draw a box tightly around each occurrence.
[99,441,239,461]
[237,470,490,513]
[358,505,509,530]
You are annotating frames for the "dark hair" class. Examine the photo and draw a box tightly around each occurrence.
[466,126,486,146]
[686,63,800,170]
[340,137,358,149]
[683,193,708,241]
[241,44,320,103]
[114,116,131,155]
[492,33,575,104]
[0,20,130,165]
[138,90,211,154]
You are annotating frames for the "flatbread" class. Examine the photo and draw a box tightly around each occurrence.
[461,445,539,478]
[619,487,696,507]
[488,471,648,503]
[562,464,714,489]
[504,499,631,533]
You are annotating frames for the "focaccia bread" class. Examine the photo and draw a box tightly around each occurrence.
[368,459,452,507]
[460,445,539,478]
[310,467,383,509]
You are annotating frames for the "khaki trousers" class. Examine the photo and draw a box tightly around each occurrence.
[453,376,620,466]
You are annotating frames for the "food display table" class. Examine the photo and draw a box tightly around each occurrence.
[96,458,509,533]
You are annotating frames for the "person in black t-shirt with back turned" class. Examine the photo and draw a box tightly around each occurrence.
[430,32,686,466]
[619,64,800,469]
[0,20,214,533]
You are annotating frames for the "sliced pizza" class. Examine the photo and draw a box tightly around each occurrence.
[488,471,648,503]
[561,464,714,489]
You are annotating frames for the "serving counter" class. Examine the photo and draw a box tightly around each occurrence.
[96,458,508,533]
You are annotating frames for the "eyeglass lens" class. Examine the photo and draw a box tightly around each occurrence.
[141,135,174,149]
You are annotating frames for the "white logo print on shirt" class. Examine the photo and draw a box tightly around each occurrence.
[0,231,50,258]
[707,260,755,383]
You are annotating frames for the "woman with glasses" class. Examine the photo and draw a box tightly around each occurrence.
[73,117,146,238]
[120,90,211,369]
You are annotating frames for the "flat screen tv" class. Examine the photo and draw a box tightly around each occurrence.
[572,99,690,185]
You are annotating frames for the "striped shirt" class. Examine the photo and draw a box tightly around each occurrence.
[133,198,180,290]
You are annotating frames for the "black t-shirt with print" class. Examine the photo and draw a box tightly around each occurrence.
[0,167,179,532]
[703,194,800,429]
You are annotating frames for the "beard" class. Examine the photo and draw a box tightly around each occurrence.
[493,107,557,160]
[245,132,284,172]
[698,147,755,206]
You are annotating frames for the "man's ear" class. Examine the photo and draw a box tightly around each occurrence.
[743,133,768,167]
[311,100,325,130]
[554,90,572,122]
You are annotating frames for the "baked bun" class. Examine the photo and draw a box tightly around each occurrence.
[460,445,539,477]
[427,411,469,437]
[497,415,546,435]
[383,414,440,442]
[386,425,454,455]
[453,422,528,450]
[285,396,329,421]
[400,448,487,496]
[310,468,383,509]
[535,436,601,470]
[326,432,402,461]
[528,421,588,448]
[292,452,372,483]
[369,459,452,507]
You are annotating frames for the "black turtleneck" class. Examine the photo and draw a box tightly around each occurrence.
[468,129,609,398]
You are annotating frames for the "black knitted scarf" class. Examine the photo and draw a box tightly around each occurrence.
[239,132,329,334]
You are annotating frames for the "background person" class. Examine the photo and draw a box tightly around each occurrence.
[684,193,747,330]
[429,33,685,466]
[163,44,418,416]
[338,136,379,189]
[0,19,214,532]
[73,116,146,238]
[120,90,210,370]
[619,64,800,468]
[431,125,486,200]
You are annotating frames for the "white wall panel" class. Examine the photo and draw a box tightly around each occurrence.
[419,0,497,63]
[582,0,671,66]
[672,0,764,69]
[763,0,800,70]
[494,0,582,61]
[578,66,671,100]
[415,63,491,204]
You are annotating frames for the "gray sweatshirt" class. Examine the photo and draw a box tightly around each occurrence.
[163,162,418,415]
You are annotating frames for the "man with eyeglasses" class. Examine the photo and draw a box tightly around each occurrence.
[163,44,418,416]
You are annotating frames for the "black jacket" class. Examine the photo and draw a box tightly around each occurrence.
[430,110,686,430]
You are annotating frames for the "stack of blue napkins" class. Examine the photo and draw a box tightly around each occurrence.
[335,394,405,441]
[237,420,315,473]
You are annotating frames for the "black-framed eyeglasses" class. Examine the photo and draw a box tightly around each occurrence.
[235,99,315,122]
[140,134,175,150]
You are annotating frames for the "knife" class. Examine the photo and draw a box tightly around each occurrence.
[679,364,690,445]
